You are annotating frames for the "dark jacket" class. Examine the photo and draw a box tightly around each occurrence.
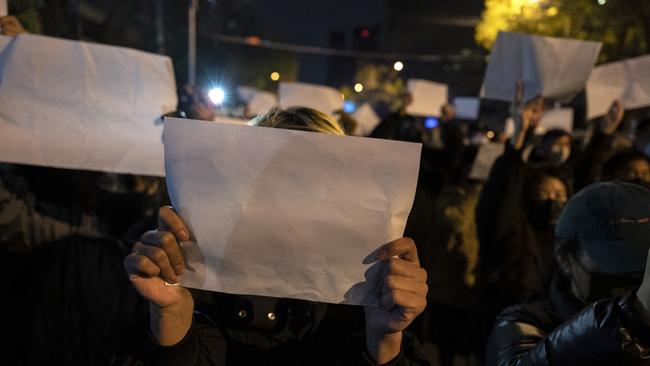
[118,291,429,366]
[476,143,553,304]
[487,274,650,365]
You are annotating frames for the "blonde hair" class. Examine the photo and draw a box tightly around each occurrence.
[248,107,345,136]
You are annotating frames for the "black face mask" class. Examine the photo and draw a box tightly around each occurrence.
[582,272,643,304]
[528,199,565,230]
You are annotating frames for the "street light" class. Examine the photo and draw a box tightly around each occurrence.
[354,83,364,93]
[270,71,280,81]
[393,61,404,71]
[597,0,606,5]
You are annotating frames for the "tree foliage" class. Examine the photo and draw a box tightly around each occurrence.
[476,0,650,62]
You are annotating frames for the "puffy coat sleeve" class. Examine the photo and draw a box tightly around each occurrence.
[486,292,650,366]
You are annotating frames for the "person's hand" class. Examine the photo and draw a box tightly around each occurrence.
[123,206,194,345]
[0,16,26,36]
[509,81,533,150]
[599,99,625,135]
[364,238,427,364]
[636,249,650,317]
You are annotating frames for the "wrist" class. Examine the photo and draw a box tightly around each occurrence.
[150,295,194,346]
[365,328,403,365]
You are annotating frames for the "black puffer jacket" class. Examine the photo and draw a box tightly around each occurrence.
[118,291,429,366]
[487,274,650,365]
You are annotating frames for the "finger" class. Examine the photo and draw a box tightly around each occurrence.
[515,80,523,105]
[124,252,161,277]
[384,258,428,282]
[132,242,177,283]
[158,206,190,242]
[381,289,427,312]
[141,230,185,275]
[379,238,419,265]
[383,275,428,297]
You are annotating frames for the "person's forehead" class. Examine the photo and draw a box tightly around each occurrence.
[538,177,565,190]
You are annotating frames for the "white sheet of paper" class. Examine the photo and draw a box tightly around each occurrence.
[352,103,381,136]
[212,115,248,125]
[536,108,574,134]
[0,0,7,17]
[0,34,177,176]
[406,79,448,117]
[453,97,480,120]
[0,34,11,52]
[482,32,602,102]
[587,55,650,119]
[469,142,505,181]
[278,82,343,114]
[164,117,421,305]
[247,91,277,116]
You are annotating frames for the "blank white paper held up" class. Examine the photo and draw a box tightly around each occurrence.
[482,32,601,103]
[163,117,421,305]
[0,34,177,176]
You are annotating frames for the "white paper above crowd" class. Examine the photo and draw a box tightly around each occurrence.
[212,115,249,125]
[0,0,7,17]
[247,91,278,116]
[469,142,505,181]
[278,82,343,114]
[453,97,480,120]
[0,34,177,176]
[164,117,421,305]
[352,103,381,136]
[587,55,650,119]
[536,108,574,134]
[405,79,448,117]
[482,32,602,103]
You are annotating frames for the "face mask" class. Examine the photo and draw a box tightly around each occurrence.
[643,144,650,159]
[572,267,643,304]
[548,146,571,167]
[528,199,565,230]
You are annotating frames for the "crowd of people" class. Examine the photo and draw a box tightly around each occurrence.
[3,12,650,366]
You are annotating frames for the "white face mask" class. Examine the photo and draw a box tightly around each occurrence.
[548,145,571,167]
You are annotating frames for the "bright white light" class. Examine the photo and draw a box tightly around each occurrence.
[270,71,280,81]
[597,0,606,5]
[208,88,225,105]
[354,82,364,93]
[393,61,404,71]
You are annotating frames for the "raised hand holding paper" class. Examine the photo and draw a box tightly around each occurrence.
[163,117,421,305]
[482,32,601,103]
[587,55,650,119]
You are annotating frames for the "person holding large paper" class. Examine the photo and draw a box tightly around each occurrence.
[123,108,429,365]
